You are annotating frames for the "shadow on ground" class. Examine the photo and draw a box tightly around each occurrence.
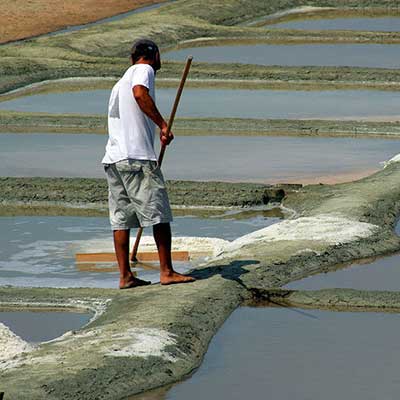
[190,259,259,288]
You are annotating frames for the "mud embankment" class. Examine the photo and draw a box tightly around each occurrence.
[0,177,290,216]
[2,112,400,137]
[2,163,400,399]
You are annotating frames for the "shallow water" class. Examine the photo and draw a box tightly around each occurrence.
[0,133,397,183]
[285,221,400,291]
[131,306,400,400]
[266,17,400,32]
[0,213,279,288]
[1,89,400,120]
[0,311,92,343]
[286,252,400,291]
[165,44,400,69]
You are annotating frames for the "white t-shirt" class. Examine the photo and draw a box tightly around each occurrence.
[102,63,157,164]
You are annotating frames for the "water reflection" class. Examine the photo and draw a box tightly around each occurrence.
[0,133,397,183]
[286,251,400,291]
[166,44,400,69]
[285,220,400,290]
[1,89,400,120]
[286,253,400,291]
[0,310,92,343]
[0,212,279,288]
[129,306,400,400]
[266,17,400,32]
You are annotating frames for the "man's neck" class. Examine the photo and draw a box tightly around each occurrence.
[134,59,155,72]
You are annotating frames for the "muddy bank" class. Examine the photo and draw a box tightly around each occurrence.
[2,112,400,138]
[2,163,400,399]
[256,288,400,311]
[0,281,245,400]
[0,177,289,216]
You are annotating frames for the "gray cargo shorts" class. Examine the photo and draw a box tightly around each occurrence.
[104,159,173,230]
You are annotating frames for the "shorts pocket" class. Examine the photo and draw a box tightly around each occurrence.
[116,159,142,173]
[148,164,166,188]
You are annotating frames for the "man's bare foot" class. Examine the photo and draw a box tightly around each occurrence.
[119,277,152,289]
[160,272,196,285]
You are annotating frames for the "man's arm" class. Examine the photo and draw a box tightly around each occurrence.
[133,85,173,145]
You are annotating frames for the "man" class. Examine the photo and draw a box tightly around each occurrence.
[102,38,195,289]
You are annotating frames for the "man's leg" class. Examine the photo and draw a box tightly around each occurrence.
[153,223,195,285]
[114,229,151,289]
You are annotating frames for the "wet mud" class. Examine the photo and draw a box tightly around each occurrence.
[2,1,400,398]
[3,112,400,138]
[0,177,288,214]
[2,163,400,399]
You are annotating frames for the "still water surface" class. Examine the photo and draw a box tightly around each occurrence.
[286,222,400,291]
[286,252,400,291]
[0,311,92,343]
[0,133,398,183]
[1,89,400,120]
[266,17,400,31]
[0,213,279,288]
[131,306,400,400]
[166,44,400,69]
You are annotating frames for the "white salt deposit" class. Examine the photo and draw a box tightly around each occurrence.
[104,328,180,362]
[217,214,379,256]
[253,6,335,26]
[0,322,34,369]
[381,153,400,168]
[77,236,229,257]
[51,327,102,345]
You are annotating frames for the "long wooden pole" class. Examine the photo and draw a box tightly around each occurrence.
[131,56,193,262]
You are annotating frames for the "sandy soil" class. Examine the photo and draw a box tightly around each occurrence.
[0,0,164,44]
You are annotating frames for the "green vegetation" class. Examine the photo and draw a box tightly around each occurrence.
[1,0,400,94]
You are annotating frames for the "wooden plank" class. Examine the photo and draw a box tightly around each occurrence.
[76,251,190,263]
[76,263,119,272]
[76,261,160,272]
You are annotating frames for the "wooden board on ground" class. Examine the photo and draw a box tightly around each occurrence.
[76,251,190,263]
[76,261,160,272]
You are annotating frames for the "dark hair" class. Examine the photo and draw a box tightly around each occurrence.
[131,39,159,64]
